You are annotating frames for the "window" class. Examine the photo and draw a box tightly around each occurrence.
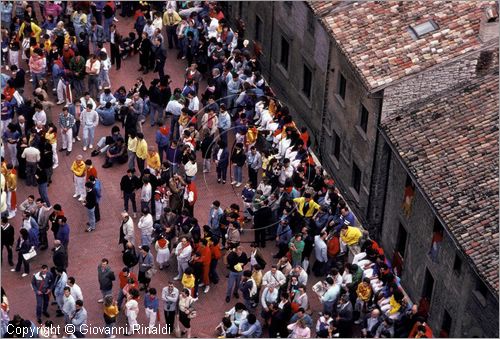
[280,36,290,71]
[238,2,243,18]
[307,10,315,35]
[359,104,369,132]
[284,1,293,8]
[453,253,462,275]
[255,15,263,42]
[302,64,312,99]
[429,218,444,263]
[333,131,341,160]
[408,20,439,39]
[339,73,347,100]
[402,174,415,217]
[422,268,435,300]
[441,310,452,337]
[396,223,408,259]
[352,162,361,194]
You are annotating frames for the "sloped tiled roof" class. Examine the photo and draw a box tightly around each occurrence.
[382,73,499,293]
[309,1,496,91]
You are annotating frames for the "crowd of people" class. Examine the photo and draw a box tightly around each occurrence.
[0,1,435,338]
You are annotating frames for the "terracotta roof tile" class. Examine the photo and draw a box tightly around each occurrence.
[309,1,495,91]
[382,73,499,293]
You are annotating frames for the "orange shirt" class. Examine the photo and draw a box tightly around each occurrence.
[86,166,98,180]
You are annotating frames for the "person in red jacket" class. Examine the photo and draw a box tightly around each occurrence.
[209,238,221,285]
[198,239,212,294]
[117,267,138,308]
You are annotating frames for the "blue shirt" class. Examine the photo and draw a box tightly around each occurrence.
[96,107,115,126]
[239,319,262,338]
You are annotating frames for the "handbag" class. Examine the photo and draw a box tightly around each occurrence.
[145,267,157,279]
[23,247,37,261]
[187,299,197,318]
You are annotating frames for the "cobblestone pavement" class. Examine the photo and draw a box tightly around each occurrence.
[1,13,325,339]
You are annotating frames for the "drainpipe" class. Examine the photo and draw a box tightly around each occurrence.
[318,38,333,161]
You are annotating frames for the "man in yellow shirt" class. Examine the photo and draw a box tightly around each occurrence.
[127,131,138,172]
[135,132,148,174]
[293,193,321,218]
[71,155,86,201]
[340,223,363,253]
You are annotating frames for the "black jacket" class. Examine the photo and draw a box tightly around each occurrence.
[52,246,68,270]
[85,190,97,209]
[1,223,15,246]
[230,149,246,167]
[120,175,141,194]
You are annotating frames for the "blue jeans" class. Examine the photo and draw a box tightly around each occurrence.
[98,69,111,88]
[233,165,243,183]
[38,183,51,207]
[32,72,46,87]
[169,115,180,140]
[87,207,96,230]
[35,293,49,319]
[141,233,152,246]
[123,192,137,213]
[150,102,162,126]
[103,17,113,41]
[83,125,95,147]
[226,271,243,298]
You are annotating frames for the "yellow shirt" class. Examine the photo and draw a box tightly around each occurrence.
[341,226,363,246]
[45,132,57,145]
[136,139,148,160]
[146,152,161,171]
[43,40,51,53]
[182,274,195,289]
[127,137,138,152]
[5,171,17,191]
[71,161,86,177]
[103,305,119,318]
[389,295,401,315]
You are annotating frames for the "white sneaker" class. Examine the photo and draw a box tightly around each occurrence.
[76,136,81,141]
[73,193,79,198]
[52,88,56,92]
[72,138,76,143]
[199,283,205,287]
[97,299,104,303]
[83,146,87,151]
[133,212,137,218]
[113,17,119,22]
[10,268,15,272]
[21,273,28,277]
[204,286,210,293]
[56,100,64,105]
[52,164,59,169]
[173,276,181,281]
[89,144,93,149]
[7,212,16,219]
[231,181,237,185]
[235,182,242,187]
[78,197,85,202]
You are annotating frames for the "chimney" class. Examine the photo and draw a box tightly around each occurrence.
[479,4,499,42]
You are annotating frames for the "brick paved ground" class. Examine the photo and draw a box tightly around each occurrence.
[1,11,326,339]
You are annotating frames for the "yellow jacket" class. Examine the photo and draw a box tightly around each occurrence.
[19,22,42,42]
[5,171,17,191]
[293,197,320,217]
[71,161,86,177]
[103,305,119,318]
[146,152,161,171]
[163,10,182,26]
[45,132,57,145]
[182,274,195,289]
[127,137,137,152]
[136,139,148,160]
[389,295,401,315]
[341,226,363,246]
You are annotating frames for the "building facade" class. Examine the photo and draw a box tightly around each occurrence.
[224,1,499,336]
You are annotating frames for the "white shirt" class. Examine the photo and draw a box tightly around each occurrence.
[68,283,83,302]
[138,214,154,235]
[141,183,152,202]
[81,109,99,127]
[85,59,101,75]
[33,110,47,126]
[188,96,199,112]
[165,100,183,116]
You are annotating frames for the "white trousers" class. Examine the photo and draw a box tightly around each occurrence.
[74,175,86,197]
[145,308,157,329]
[62,128,73,152]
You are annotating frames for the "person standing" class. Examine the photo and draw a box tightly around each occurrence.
[71,155,86,201]
[163,8,181,49]
[58,106,75,156]
[119,212,135,252]
[225,246,249,303]
[71,300,88,338]
[97,259,115,303]
[1,217,15,266]
[10,228,32,277]
[247,146,262,189]
[83,182,97,232]
[120,169,141,218]
[21,140,41,187]
[137,208,154,247]
[81,104,99,151]
[85,54,101,99]
[138,245,154,291]
[178,288,195,339]
[162,281,179,333]
[174,237,192,281]
[144,288,159,330]
[109,24,121,70]
[103,295,119,337]
[135,133,148,175]
[313,231,329,277]
[35,164,51,207]
[52,240,68,272]
[31,264,53,324]
[88,175,102,223]
[124,289,140,336]
[215,141,229,184]
[152,37,167,80]
[61,287,76,325]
